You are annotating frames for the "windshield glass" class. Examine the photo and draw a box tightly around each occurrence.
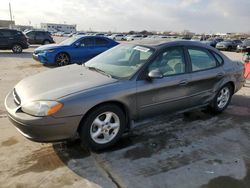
[85,44,154,79]
[60,36,79,45]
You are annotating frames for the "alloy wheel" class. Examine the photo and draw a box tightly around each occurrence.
[56,53,69,66]
[90,112,120,144]
[217,87,230,109]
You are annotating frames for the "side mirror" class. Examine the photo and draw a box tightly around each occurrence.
[148,69,163,79]
[74,42,81,48]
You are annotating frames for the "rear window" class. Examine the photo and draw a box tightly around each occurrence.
[213,52,223,65]
[95,38,109,45]
[243,40,250,46]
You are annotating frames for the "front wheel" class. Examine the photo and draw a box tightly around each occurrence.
[79,104,126,151]
[12,44,23,53]
[55,53,70,66]
[210,84,232,114]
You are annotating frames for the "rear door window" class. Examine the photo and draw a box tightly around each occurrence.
[95,38,109,46]
[80,38,94,47]
[188,48,217,72]
[0,30,12,37]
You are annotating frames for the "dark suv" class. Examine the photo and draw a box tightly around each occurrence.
[0,29,29,53]
[25,30,55,45]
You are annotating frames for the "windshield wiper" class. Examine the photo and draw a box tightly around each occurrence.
[86,66,112,78]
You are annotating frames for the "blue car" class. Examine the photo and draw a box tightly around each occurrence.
[33,35,118,66]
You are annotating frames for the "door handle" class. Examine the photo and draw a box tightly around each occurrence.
[179,80,189,86]
[217,72,225,78]
[9,37,14,39]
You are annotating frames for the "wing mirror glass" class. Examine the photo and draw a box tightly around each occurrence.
[148,69,163,79]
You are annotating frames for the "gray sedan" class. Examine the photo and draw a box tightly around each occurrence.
[5,40,245,150]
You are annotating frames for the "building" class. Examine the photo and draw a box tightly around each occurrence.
[41,23,76,33]
[14,25,33,32]
[0,20,15,28]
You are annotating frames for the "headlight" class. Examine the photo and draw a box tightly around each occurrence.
[21,101,63,117]
[45,49,55,53]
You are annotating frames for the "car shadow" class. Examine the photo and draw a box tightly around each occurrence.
[0,51,33,58]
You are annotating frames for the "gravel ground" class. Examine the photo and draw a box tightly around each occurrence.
[0,40,250,188]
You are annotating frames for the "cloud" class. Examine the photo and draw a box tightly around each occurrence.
[0,0,249,33]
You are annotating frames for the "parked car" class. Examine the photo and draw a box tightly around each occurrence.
[33,35,118,66]
[215,40,239,51]
[202,38,220,47]
[5,40,245,150]
[25,30,55,45]
[126,34,143,41]
[236,39,250,52]
[108,34,125,41]
[0,29,29,53]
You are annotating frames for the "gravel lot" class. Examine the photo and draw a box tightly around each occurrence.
[0,39,250,188]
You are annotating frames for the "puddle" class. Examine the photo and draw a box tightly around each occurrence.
[201,163,250,188]
[1,137,18,147]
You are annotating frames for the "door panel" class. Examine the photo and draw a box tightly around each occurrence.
[136,74,191,119]
[136,46,192,119]
[186,47,224,106]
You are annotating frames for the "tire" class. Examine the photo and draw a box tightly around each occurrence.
[43,40,50,45]
[12,44,23,53]
[228,46,232,51]
[210,84,232,114]
[55,53,70,66]
[79,104,126,151]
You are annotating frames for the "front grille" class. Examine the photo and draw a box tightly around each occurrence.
[13,88,21,105]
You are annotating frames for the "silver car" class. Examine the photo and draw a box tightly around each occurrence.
[5,40,245,150]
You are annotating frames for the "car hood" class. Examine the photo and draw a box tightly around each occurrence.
[14,64,117,105]
[217,42,231,45]
[34,44,68,52]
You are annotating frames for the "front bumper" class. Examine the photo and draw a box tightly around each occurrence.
[5,90,82,142]
[32,52,55,65]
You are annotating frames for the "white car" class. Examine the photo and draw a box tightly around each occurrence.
[126,34,143,41]
[109,34,125,41]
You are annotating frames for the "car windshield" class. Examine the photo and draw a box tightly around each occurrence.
[60,36,80,45]
[85,44,154,79]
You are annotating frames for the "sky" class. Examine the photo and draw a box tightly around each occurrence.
[0,0,249,33]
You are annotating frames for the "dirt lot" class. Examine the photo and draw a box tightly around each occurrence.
[0,42,250,188]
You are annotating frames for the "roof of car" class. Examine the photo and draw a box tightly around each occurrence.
[126,39,214,50]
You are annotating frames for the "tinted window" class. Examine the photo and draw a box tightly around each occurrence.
[26,31,35,37]
[0,30,13,37]
[80,38,94,46]
[213,52,223,65]
[95,38,109,45]
[243,40,250,46]
[149,47,185,76]
[188,48,217,71]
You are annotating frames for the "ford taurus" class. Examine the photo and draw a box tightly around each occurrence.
[5,40,245,150]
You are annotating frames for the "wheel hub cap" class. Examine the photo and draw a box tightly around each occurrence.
[90,112,120,144]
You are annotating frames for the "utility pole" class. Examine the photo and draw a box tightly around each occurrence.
[9,2,13,29]
[9,2,13,21]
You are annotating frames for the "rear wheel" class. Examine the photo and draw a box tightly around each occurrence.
[12,44,23,53]
[210,84,232,114]
[79,104,126,151]
[55,53,70,66]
